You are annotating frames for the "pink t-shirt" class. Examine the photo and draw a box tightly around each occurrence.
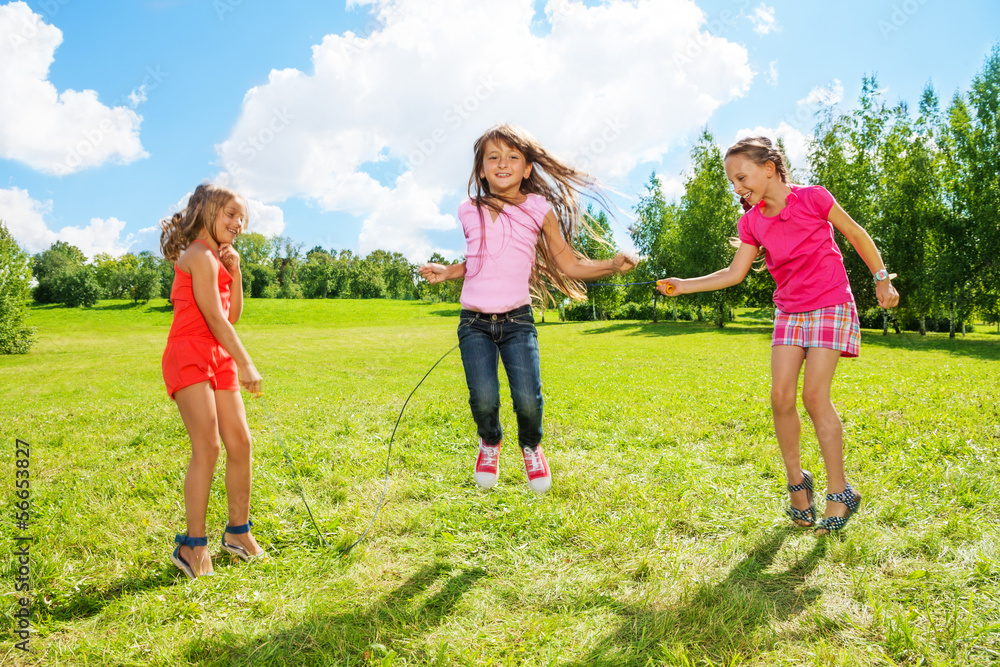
[737,184,853,313]
[459,193,551,313]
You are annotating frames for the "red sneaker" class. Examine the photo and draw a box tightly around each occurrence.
[521,444,551,494]
[474,439,501,489]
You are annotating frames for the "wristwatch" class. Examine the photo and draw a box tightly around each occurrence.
[873,269,889,282]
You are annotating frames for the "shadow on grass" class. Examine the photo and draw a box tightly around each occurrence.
[572,320,774,339]
[563,528,827,666]
[562,318,999,361]
[43,569,178,622]
[90,301,172,312]
[183,560,487,665]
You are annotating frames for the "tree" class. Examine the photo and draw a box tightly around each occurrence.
[234,233,274,266]
[0,221,36,354]
[675,129,741,327]
[573,207,621,319]
[31,241,99,307]
[32,241,87,304]
[811,75,893,315]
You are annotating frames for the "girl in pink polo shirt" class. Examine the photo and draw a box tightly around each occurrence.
[420,123,635,494]
[658,136,899,535]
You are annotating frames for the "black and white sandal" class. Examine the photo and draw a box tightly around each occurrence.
[785,469,815,527]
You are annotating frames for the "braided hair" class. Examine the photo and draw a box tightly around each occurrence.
[725,136,789,212]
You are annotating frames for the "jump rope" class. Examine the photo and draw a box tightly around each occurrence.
[258,280,671,555]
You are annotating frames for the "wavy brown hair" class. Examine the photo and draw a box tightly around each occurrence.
[160,184,246,262]
[467,123,612,306]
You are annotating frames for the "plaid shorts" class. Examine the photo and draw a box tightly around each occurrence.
[772,302,860,358]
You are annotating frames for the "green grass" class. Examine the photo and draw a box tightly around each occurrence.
[2,298,1000,666]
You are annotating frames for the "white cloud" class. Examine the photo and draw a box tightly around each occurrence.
[732,123,811,176]
[798,79,844,107]
[767,60,779,86]
[0,186,135,257]
[216,0,754,260]
[245,199,286,237]
[0,2,147,175]
[749,3,779,35]
[658,173,687,203]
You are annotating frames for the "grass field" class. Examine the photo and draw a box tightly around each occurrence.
[2,298,1000,666]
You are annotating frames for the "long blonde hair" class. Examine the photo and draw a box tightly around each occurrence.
[467,123,611,306]
[160,184,246,262]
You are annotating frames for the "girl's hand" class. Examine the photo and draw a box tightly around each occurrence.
[239,362,262,396]
[657,278,684,297]
[419,263,448,285]
[219,244,241,273]
[612,252,638,273]
[876,275,899,309]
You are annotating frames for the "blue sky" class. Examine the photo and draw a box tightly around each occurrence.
[1,0,997,262]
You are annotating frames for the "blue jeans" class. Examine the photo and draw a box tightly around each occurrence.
[457,306,543,450]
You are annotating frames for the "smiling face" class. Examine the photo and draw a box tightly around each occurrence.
[479,138,532,199]
[211,196,247,245]
[724,154,776,209]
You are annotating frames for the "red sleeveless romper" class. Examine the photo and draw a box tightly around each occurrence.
[161,239,239,397]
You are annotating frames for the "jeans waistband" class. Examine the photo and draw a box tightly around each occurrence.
[460,305,532,322]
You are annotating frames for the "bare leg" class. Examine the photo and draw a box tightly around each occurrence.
[801,347,860,523]
[771,345,812,525]
[174,382,221,576]
[216,389,263,556]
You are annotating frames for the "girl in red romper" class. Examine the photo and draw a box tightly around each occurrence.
[160,183,264,578]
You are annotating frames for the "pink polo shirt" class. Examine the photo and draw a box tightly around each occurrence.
[459,194,550,313]
[737,184,854,313]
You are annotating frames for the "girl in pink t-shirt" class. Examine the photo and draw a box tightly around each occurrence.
[658,137,899,535]
[420,124,635,494]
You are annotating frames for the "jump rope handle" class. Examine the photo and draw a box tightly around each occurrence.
[656,279,675,295]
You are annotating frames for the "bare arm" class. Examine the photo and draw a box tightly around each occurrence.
[657,243,759,296]
[419,261,467,284]
[219,243,242,324]
[541,212,636,280]
[185,246,261,394]
[828,202,899,308]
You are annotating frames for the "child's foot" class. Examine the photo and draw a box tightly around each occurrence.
[172,535,214,578]
[521,444,551,494]
[474,439,501,489]
[786,469,815,527]
[222,522,265,560]
[815,484,862,536]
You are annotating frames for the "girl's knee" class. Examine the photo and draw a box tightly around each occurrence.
[801,389,833,416]
[511,392,542,421]
[770,388,797,413]
[192,439,222,463]
[468,391,500,415]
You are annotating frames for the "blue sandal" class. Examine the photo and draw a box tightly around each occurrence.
[221,520,264,561]
[171,534,209,579]
[785,470,815,527]
[816,483,862,535]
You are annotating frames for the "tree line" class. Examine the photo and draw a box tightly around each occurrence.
[629,47,1000,337]
[2,46,997,353]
